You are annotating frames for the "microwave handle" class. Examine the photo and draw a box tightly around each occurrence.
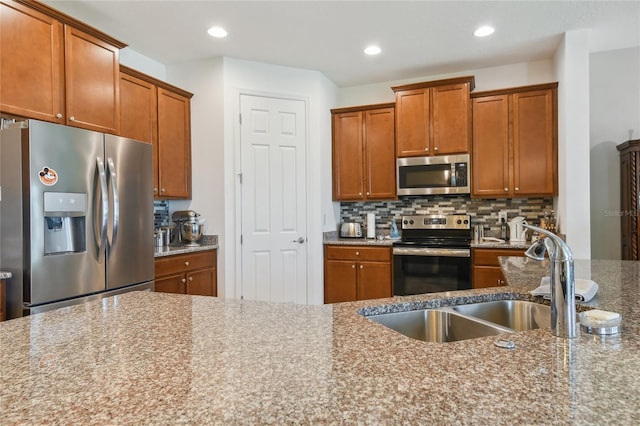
[451,163,457,187]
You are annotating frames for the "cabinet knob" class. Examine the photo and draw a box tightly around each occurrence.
[153,188,158,193]
[352,264,356,269]
[360,265,363,269]
[515,187,520,191]
[355,251,360,256]
[56,113,63,119]
[434,146,439,151]
[161,188,165,193]
[425,147,429,152]
[185,261,190,266]
[189,277,193,282]
[181,278,186,283]
[504,188,509,192]
[359,192,362,196]
[366,192,370,196]
[70,116,75,121]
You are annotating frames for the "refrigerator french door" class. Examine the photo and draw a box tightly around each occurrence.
[0,120,154,318]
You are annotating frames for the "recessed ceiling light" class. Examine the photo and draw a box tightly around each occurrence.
[364,45,382,56]
[207,26,228,38]
[474,26,495,37]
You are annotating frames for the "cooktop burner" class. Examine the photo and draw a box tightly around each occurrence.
[395,214,471,248]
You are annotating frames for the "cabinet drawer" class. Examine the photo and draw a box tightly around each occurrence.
[325,245,391,262]
[155,250,215,276]
[472,248,524,267]
[473,266,507,288]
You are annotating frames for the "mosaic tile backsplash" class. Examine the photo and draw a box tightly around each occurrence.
[340,196,554,236]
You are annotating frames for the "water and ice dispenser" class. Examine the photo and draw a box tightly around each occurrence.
[43,192,87,255]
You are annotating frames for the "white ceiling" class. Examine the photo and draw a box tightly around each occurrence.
[44,0,640,87]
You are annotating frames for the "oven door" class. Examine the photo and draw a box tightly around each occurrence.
[393,247,471,296]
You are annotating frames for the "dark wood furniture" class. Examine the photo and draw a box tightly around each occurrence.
[155,250,217,296]
[617,139,640,260]
[392,76,475,157]
[331,103,396,201]
[324,245,392,303]
[120,66,193,199]
[472,248,525,289]
[471,83,558,198]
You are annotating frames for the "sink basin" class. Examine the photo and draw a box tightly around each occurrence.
[451,300,550,331]
[365,299,551,342]
[366,309,511,343]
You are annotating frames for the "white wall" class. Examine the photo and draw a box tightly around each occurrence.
[336,59,555,107]
[590,47,640,259]
[221,58,338,304]
[553,30,592,259]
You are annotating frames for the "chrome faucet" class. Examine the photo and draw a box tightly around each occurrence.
[523,224,577,338]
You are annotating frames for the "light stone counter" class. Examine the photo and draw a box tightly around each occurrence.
[1,258,639,424]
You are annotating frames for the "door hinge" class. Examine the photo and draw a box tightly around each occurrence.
[239,113,242,125]
[238,172,243,184]
[240,234,243,244]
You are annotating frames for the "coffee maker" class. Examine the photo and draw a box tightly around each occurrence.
[171,210,203,246]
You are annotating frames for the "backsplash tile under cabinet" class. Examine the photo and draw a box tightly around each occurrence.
[340,196,554,235]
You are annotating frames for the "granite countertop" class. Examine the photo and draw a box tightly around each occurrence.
[154,235,219,257]
[0,271,11,279]
[471,240,530,249]
[1,258,639,424]
[323,231,395,246]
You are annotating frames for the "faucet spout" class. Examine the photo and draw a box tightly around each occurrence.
[523,224,577,338]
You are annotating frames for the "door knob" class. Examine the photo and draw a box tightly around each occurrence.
[292,237,305,244]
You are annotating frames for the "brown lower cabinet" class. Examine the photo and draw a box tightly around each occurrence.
[155,249,217,296]
[324,245,392,303]
[472,248,525,288]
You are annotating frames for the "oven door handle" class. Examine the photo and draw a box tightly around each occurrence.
[393,247,471,257]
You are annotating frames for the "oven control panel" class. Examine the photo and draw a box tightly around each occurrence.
[401,214,470,230]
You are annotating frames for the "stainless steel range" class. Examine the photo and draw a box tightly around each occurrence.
[393,214,471,296]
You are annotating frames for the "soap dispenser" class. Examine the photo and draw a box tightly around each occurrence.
[389,219,400,239]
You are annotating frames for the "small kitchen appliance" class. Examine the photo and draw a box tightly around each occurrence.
[340,222,362,238]
[508,217,527,242]
[172,210,203,246]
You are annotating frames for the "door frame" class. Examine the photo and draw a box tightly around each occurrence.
[233,89,311,302]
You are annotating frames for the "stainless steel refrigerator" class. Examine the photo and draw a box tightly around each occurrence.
[0,120,154,319]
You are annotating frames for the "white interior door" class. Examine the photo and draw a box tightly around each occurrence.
[239,94,307,303]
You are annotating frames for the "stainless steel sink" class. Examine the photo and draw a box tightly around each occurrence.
[451,300,550,331]
[365,300,551,342]
[366,309,512,343]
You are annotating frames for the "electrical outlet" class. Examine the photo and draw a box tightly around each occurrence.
[498,210,508,224]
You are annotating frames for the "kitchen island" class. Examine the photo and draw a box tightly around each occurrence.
[1,258,639,424]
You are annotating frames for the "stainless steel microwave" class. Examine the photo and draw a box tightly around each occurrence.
[397,154,470,196]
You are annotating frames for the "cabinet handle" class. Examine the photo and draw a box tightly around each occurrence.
[189,276,193,282]
[434,146,439,151]
[515,187,519,191]
[504,188,509,192]
[359,192,362,196]
[185,261,190,266]
[161,188,165,193]
[56,113,63,119]
[355,251,360,256]
[425,147,429,152]
[70,116,75,121]
[352,264,356,269]
[153,188,158,193]
[181,278,186,283]
[360,265,363,269]
[366,192,370,196]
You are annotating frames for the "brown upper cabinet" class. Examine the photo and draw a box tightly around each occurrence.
[0,0,125,134]
[120,66,193,199]
[471,83,558,198]
[331,103,396,201]
[392,76,475,157]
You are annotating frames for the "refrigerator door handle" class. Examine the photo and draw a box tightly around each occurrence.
[107,158,119,247]
[96,157,108,262]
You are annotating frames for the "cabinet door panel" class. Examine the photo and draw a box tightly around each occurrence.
[64,25,120,134]
[357,261,392,300]
[395,89,430,157]
[324,260,357,303]
[155,273,185,294]
[432,83,470,155]
[472,95,510,197]
[157,88,192,198]
[0,0,64,123]
[472,266,507,288]
[332,111,364,200]
[512,89,556,196]
[364,108,396,200]
[186,268,216,296]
